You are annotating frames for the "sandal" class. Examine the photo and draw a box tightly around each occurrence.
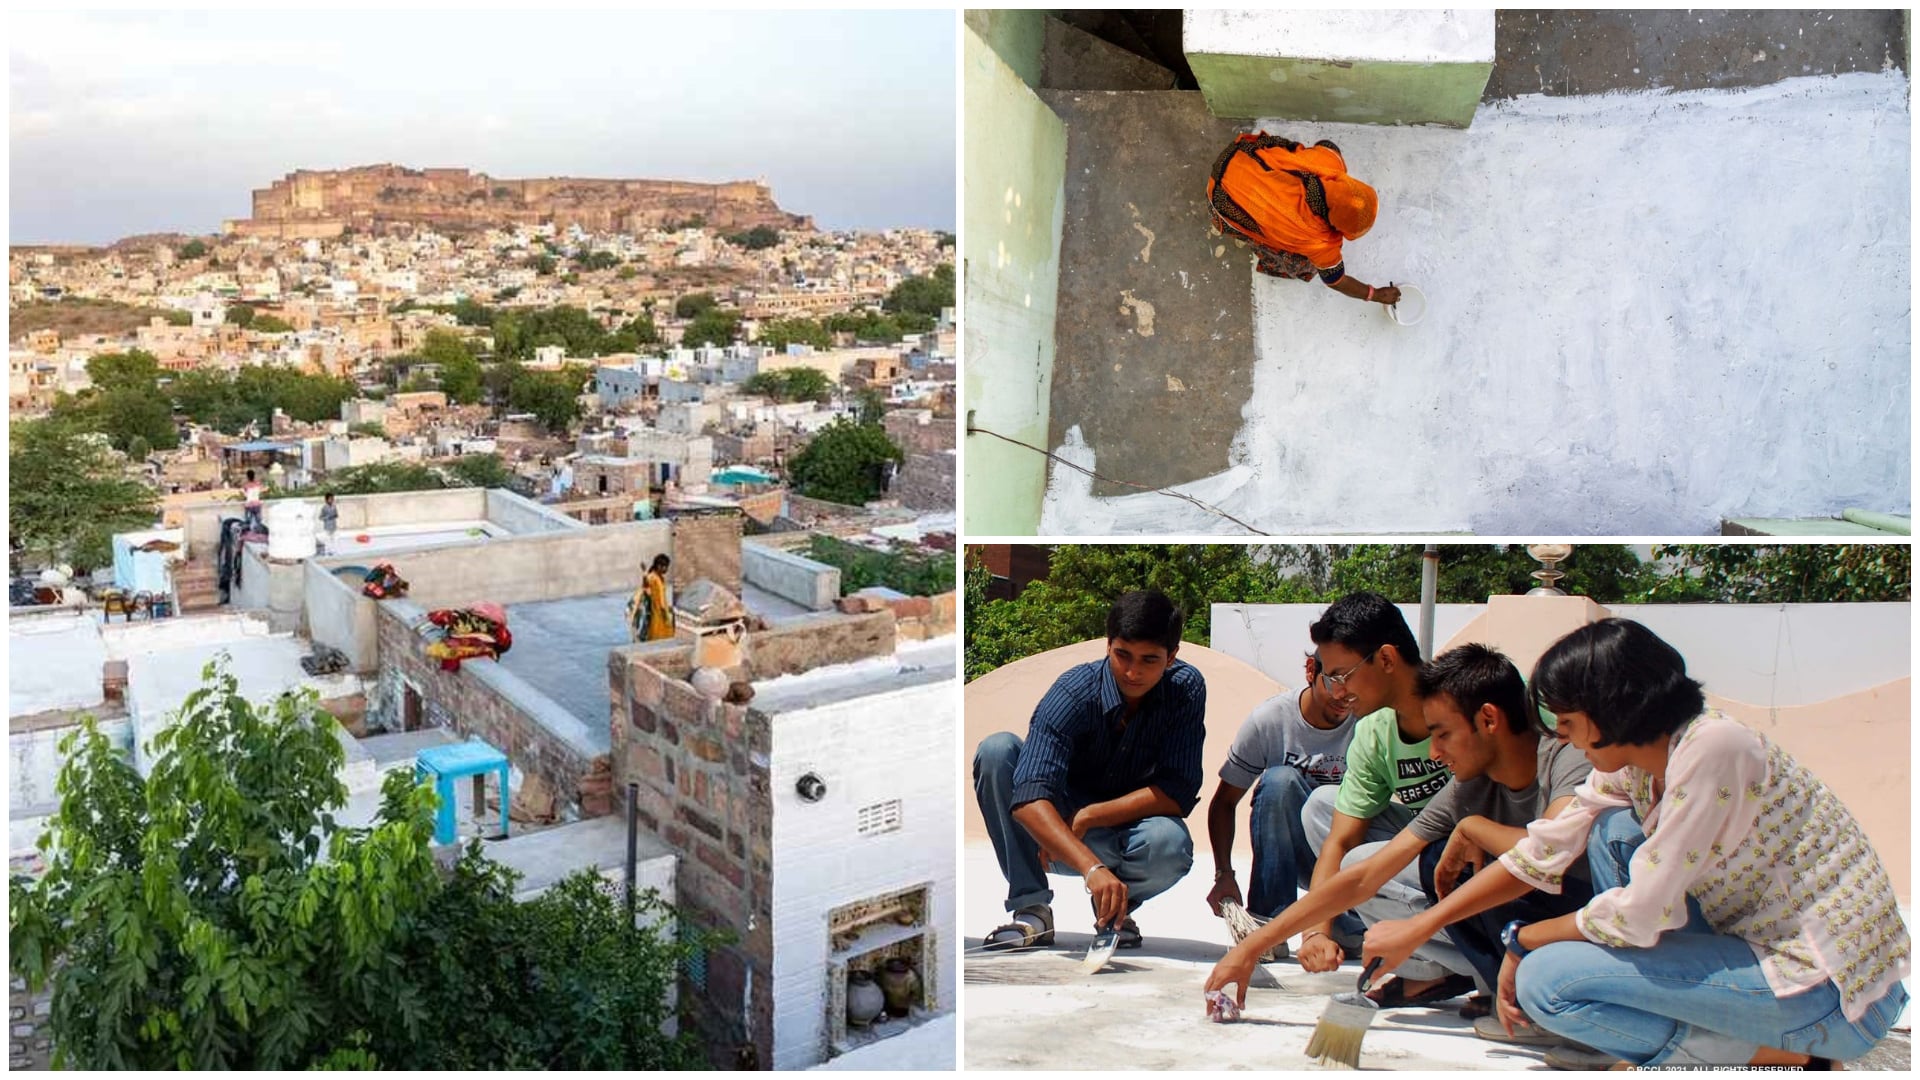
[1459,994,1494,1020]
[982,905,1054,951]
[1115,917,1143,949]
[1364,972,1477,1008]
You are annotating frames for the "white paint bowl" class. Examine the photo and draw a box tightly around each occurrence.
[1387,283,1428,326]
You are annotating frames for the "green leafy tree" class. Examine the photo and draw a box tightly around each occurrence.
[177,239,208,259]
[304,461,449,496]
[855,387,887,426]
[1289,545,1659,605]
[85,349,162,393]
[616,265,639,281]
[445,453,515,489]
[528,254,557,276]
[682,307,741,348]
[347,422,387,438]
[252,313,294,334]
[8,419,160,572]
[726,226,780,251]
[443,298,496,327]
[52,387,178,456]
[787,417,903,506]
[674,292,717,320]
[164,309,194,327]
[757,318,831,352]
[576,250,621,272]
[1643,545,1911,603]
[420,330,483,404]
[9,660,703,1069]
[883,263,954,321]
[743,367,833,404]
[508,365,591,433]
[224,304,256,328]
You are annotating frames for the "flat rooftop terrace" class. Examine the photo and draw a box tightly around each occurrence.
[961,839,1912,1069]
[498,584,825,734]
[749,634,956,715]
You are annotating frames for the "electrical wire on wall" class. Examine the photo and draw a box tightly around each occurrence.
[965,422,1272,536]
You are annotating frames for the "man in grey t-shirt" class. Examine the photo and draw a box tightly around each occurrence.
[1205,655,1356,946]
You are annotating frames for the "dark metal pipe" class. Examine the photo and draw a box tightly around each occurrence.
[625,780,639,921]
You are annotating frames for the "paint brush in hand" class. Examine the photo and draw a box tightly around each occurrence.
[1302,957,1383,1069]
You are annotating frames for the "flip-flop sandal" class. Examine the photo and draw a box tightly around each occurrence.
[1459,994,1495,1020]
[981,906,1054,951]
[1364,972,1477,1008]
[1115,917,1143,949]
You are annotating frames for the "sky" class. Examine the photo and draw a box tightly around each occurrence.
[10,9,956,244]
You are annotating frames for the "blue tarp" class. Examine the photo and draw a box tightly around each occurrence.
[223,440,300,453]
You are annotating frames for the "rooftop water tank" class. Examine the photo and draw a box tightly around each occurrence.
[263,499,318,561]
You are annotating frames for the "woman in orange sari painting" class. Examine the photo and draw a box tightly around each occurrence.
[1208,133,1399,306]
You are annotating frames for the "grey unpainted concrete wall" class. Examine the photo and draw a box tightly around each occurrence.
[329,519,673,612]
[486,488,586,535]
[742,542,841,611]
[303,562,378,672]
[229,548,305,632]
[180,489,493,558]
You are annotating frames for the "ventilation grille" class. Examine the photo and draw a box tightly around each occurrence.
[856,799,902,836]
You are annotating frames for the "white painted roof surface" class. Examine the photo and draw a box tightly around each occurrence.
[1184,9,1495,65]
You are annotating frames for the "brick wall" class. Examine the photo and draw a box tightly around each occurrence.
[371,606,608,820]
[9,978,50,1070]
[892,452,954,512]
[883,413,955,456]
[743,612,896,679]
[737,489,785,526]
[610,645,775,1068]
[784,493,871,525]
[668,512,743,593]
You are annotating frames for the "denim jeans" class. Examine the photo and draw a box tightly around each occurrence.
[1343,838,1474,984]
[1245,765,1321,920]
[1517,807,1910,1065]
[973,732,1195,915]
[1303,784,1416,947]
[1423,836,1594,993]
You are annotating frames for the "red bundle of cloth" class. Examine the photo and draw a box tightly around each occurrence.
[362,563,410,599]
[424,602,512,671]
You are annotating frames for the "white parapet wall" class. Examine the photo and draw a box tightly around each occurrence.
[743,543,842,612]
[1184,9,1495,126]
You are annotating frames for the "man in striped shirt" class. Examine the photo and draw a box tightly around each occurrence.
[974,590,1207,952]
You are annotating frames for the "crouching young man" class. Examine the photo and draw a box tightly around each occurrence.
[973,590,1205,952]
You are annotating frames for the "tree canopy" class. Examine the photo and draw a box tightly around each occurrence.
[681,307,742,349]
[9,418,160,573]
[8,660,703,1069]
[726,226,781,251]
[742,367,833,404]
[962,544,1905,681]
[883,263,953,323]
[674,293,718,320]
[756,317,832,352]
[787,417,903,506]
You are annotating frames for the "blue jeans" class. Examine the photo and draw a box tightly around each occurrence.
[973,732,1195,915]
[1517,808,1909,1065]
[1303,784,1413,946]
[1245,765,1320,920]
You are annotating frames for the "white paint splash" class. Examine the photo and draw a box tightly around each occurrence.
[1132,221,1156,263]
[1166,374,1187,392]
[1041,72,1911,536]
[1118,290,1156,336]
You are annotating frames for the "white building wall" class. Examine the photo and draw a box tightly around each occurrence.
[767,680,956,1070]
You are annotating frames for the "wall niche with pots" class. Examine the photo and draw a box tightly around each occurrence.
[824,883,936,1058]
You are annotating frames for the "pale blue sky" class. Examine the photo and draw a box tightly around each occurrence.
[11,9,955,243]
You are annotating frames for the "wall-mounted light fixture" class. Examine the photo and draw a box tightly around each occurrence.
[796,772,827,802]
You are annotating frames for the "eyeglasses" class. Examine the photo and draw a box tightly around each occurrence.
[1318,648,1379,692]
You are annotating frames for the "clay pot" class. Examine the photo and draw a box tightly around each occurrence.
[878,958,920,1018]
[846,970,885,1028]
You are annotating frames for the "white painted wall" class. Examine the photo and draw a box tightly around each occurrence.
[9,608,107,717]
[1185,9,1494,64]
[1041,72,1910,535]
[767,679,957,1071]
[1212,601,1911,707]
[11,717,135,818]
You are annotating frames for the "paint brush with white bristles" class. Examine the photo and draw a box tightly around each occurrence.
[1303,957,1382,1069]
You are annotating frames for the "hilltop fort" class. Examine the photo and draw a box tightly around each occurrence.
[224,164,812,239]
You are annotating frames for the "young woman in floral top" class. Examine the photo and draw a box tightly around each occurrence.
[1363,619,1909,1068]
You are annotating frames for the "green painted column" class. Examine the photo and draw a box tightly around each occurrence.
[961,25,1068,536]
[1184,10,1495,128]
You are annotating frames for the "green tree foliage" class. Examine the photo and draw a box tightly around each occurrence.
[681,307,742,348]
[1644,544,1911,603]
[8,660,703,1069]
[445,453,515,489]
[164,309,194,327]
[824,310,904,344]
[808,535,954,596]
[726,226,780,251]
[507,364,592,432]
[347,422,387,439]
[176,239,208,259]
[169,367,356,433]
[674,292,717,320]
[576,250,621,272]
[8,419,160,573]
[622,313,660,348]
[936,231,955,248]
[787,417,903,505]
[52,387,178,457]
[441,298,496,327]
[224,303,256,328]
[757,317,832,352]
[419,330,483,404]
[528,253,557,276]
[399,372,439,393]
[85,350,163,393]
[883,263,954,322]
[855,387,887,426]
[616,265,639,281]
[303,461,448,496]
[251,313,295,334]
[1277,544,1659,606]
[491,306,631,361]
[742,367,833,404]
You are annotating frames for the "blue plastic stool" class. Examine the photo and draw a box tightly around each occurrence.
[414,739,511,845]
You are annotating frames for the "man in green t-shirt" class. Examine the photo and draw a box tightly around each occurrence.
[1292,592,1446,973]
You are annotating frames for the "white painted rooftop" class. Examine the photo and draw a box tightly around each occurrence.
[1185,9,1496,65]
[9,609,108,717]
[750,634,956,714]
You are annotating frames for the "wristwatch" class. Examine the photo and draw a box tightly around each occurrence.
[1501,919,1531,960]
